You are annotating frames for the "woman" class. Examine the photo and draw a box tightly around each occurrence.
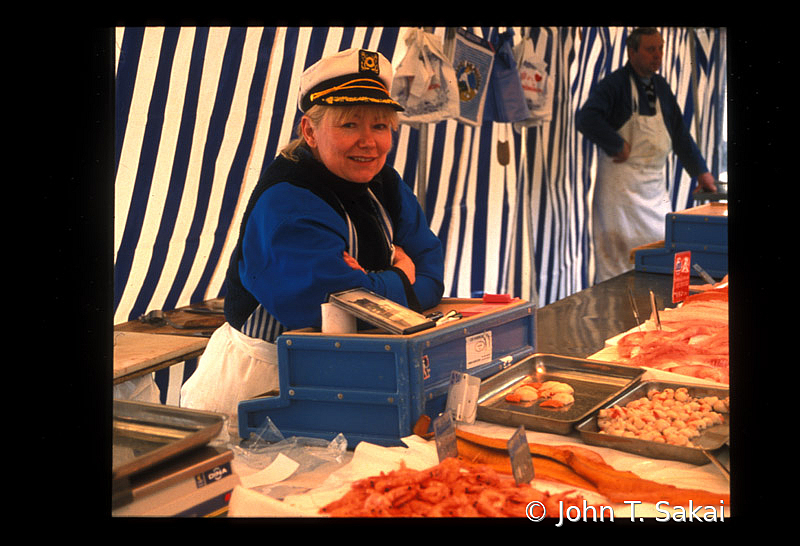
[180,48,445,431]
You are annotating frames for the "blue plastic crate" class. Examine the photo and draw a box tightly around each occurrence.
[665,208,727,248]
[635,203,728,279]
[238,298,536,447]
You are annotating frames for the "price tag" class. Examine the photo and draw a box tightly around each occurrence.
[445,371,480,424]
[507,426,535,484]
[672,251,692,303]
[433,412,458,462]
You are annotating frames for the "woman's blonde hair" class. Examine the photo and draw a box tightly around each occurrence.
[280,104,400,161]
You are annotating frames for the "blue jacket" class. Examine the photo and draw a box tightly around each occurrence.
[576,62,709,177]
[224,147,445,339]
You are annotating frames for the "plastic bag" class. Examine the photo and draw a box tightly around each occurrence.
[391,28,460,125]
[231,416,348,472]
[483,28,529,123]
[512,32,554,129]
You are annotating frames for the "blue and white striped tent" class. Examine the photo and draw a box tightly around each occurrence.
[113,26,727,402]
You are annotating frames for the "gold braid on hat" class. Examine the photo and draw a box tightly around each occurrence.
[308,77,391,105]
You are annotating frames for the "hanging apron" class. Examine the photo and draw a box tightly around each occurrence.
[180,322,279,437]
[593,75,672,283]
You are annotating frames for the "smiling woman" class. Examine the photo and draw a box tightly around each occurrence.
[300,105,397,183]
[179,47,445,429]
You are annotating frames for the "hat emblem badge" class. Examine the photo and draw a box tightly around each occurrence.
[358,50,380,75]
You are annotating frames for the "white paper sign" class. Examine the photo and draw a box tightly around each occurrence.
[465,331,492,369]
[238,453,300,489]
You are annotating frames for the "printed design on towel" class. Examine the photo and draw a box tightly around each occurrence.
[456,61,482,102]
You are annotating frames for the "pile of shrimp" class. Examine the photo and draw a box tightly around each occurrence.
[596,387,728,447]
[319,457,589,517]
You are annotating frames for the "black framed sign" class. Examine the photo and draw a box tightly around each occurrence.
[328,288,436,335]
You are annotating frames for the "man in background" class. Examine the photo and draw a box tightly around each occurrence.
[577,27,716,283]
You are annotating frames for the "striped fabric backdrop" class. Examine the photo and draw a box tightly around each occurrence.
[112,26,726,402]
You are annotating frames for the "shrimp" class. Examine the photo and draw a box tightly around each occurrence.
[598,387,727,446]
[321,457,596,518]
[674,387,690,402]
[471,465,503,486]
[363,491,392,515]
[417,480,449,504]
[543,490,581,516]
[664,432,690,446]
[652,418,671,432]
[639,430,661,442]
[428,493,471,517]
[384,485,417,507]
[475,488,507,517]
[712,397,729,413]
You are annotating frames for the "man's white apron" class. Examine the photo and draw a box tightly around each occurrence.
[593,75,672,283]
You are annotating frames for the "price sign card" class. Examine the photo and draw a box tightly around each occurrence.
[507,426,535,484]
[433,412,458,462]
[445,371,480,424]
[672,251,692,303]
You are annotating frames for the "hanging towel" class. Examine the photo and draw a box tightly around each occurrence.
[483,28,529,123]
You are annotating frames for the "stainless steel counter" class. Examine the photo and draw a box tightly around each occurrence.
[536,270,678,358]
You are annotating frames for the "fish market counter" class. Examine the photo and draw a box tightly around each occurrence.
[215,270,731,520]
[536,270,678,359]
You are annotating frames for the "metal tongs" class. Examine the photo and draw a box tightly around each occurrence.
[627,289,643,331]
[626,290,662,331]
[692,263,716,286]
[702,449,730,481]
[696,424,731,481]
[649,290,662,331]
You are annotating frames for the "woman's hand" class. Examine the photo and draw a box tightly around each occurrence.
[344,247,416,285]
[392,245,416,285]
[343,251,365,273]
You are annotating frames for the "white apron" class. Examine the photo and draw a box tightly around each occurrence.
[180,322,279,437]
[593,75,672,283]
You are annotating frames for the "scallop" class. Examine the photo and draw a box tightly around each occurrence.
[515,385,539,401]
[539,381,574,397]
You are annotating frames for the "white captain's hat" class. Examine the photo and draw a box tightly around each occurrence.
[297,48,403,113]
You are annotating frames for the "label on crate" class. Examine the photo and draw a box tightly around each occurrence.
[433,412,459,461]
[465,331,492,369]
[672,250,691,303]
[507,426,535,484]
[194,462,233,488]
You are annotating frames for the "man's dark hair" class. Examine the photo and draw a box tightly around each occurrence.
[626,27,660,52]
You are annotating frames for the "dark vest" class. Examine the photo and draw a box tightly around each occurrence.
[223,148,413,339]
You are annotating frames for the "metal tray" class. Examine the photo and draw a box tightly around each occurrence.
[575,380,730,465]
[476,353,645,435]
[112,400,225,481]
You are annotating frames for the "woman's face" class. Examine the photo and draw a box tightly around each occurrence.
[302,107,394,183]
